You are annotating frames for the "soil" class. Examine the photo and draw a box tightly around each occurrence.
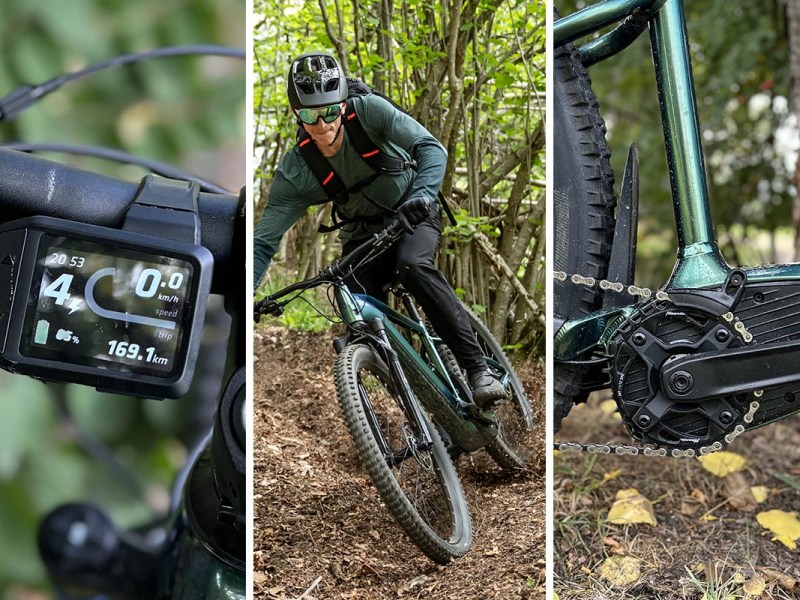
[252,326,546,600]
[554,393,800,600]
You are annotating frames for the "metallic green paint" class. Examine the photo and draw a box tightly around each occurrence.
[554,307,633,360]
[554,0,661,46]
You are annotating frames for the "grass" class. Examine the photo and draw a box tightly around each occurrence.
[255,270,337,333]
[554,394,800,600]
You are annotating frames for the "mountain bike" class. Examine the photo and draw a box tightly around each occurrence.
[554,0,800,457]
[255,220,534,563]
[0,44,245,598]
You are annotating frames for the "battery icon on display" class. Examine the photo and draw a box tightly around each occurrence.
[34,320,50,345]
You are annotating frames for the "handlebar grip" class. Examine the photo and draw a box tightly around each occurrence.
[0,147,241,294]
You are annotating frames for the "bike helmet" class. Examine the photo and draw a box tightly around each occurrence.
[287,52,347,108]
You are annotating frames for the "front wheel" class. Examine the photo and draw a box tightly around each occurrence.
[334,343,473,564]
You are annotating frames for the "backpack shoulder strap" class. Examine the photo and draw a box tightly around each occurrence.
[343,100,416,175]
[437,191,457,226]
[296,130,349,206]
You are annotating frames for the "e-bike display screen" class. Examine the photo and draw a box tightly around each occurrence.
[20,236,193,377]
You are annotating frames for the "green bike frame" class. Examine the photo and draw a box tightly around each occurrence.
[554,0,800,361]
[334,287,500,451]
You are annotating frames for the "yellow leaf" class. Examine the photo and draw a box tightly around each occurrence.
[697,451,748,477]
[554,594,560,600]
[603,469,622,482]
[599,399,617,415]
[732,572,746,584]
[756,510,800,549]
[750,486,769,503]
[700,514,718,522]
[607,488,657,526]
[743,573,766,597]
[597,556,641,586]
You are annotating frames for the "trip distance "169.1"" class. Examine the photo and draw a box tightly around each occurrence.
[107,340,169,366]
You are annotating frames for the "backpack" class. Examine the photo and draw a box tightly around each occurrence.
[295,78,455,233]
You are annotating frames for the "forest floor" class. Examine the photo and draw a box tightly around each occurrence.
[554,394,800,600]
[253,325,546,600]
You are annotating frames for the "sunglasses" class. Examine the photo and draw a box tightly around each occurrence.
[295,104,344,125]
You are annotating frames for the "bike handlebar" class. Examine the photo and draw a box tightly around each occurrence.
[254,220,407,319]
[0,147,242,295]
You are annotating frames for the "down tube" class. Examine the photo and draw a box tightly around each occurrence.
[357,302,457,404]
[649,0,729,289]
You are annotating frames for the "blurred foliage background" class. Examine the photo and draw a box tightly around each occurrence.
[254,0,546,356]
[0,0,244,598]
[559,0,797,290]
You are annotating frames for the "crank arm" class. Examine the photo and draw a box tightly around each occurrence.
[661,338,800,401]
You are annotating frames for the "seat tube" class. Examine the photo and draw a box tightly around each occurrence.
[650,0,728,287]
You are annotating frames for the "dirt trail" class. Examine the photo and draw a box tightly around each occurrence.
[253,326,546,599]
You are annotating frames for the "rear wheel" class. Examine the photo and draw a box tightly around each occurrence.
[553,41,616,431]
[435,307,536,473]
[465,309,535,472]
[334,343,472,563]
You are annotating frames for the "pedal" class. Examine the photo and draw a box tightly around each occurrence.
[466,402,501,427]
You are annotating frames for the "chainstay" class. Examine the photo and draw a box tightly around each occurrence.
[553,270,762,457]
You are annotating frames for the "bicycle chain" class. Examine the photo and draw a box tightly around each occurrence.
[553,270,761,458]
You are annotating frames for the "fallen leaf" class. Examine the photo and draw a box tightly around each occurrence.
[756,510,800,549]
[732,572,746,584]
[603,536,621,551]
[681,500,699,516]
[697,451,747,477]
[724,472,758,512]
[743,573,766,597]
[554,594,560,600]
[607,488,657,526]
[597,556,641,586]
[760,567,798,592]
[750,486,769,503]
[700,514,718,522]
[254,572,267,585]
[402,575,428,592]
[268,585,285,595]
[691,488,707,504]
[603,469,622,482]
[484,546,500,556]
[599,399,617,415]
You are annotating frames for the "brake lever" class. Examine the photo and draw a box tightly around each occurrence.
[254,297,283,322]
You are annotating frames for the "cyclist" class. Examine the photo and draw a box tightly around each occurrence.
[253,52,505,408]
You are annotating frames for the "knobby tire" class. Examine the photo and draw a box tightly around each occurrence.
[553,40,616,431]
[464,308,535,472]
[334,343,472,564]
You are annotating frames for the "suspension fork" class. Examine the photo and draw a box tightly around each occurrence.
[366,317,434,448]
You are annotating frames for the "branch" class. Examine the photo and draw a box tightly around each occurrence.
[479,129,544,198]
[318,0,349,73]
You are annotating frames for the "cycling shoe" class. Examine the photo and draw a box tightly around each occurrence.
[468,369,508,409]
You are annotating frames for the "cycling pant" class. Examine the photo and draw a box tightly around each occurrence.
[341,207,486,374]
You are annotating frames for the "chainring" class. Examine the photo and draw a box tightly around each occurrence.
[609,299,754,451]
